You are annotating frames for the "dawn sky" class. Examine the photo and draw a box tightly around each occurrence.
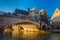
[0,0,60,17]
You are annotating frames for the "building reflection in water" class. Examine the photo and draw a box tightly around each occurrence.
[12,31,39,40]
[12,30,50,40]
[3,27,60,40]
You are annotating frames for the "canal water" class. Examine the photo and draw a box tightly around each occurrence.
[0,31,60,40]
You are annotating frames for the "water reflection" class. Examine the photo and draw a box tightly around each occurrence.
[12,31,49,40]
[50,33,60,40]
[12,31,39,40]
[1,30,60,40]
[0,33,2,40]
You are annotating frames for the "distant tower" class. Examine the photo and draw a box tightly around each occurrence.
[27,8,30,15]
[27,8,30,11]
[30,7,37,16]
[28,7,40,21]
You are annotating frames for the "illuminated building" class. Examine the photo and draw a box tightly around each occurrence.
[51,8,60,25]
[51,8,60,19]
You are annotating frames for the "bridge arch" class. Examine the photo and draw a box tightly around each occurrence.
[5,20,40,29]
[5,21,39,32]
[12,22,39,31]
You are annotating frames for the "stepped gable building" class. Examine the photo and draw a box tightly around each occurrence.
[51,8,60,26]
[51,8,60,20]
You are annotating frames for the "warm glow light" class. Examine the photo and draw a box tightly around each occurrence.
[12,23,39,38]
[11,23,49,38]
[12,23,39,32]
[4,28,11,33]
[51,8,60,19]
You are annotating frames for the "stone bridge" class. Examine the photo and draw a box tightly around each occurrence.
[0,16,40,29]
